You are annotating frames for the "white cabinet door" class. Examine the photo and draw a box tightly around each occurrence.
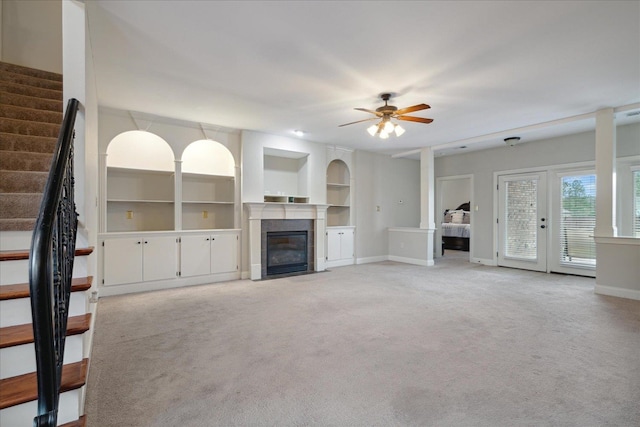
[341,229,354,260]
[143,236,178,281]
[103,237,143,286]
[327,228,343,261]
[181,235,211,277]
[211,233,238,274]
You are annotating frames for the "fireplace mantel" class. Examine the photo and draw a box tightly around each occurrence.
[244,203,328,280]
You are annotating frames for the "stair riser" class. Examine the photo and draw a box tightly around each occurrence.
[0,151,53,172]
[0,118,60,138]
[0,63,62,83]
[0,219,36,232]
[0,335,83,379]
[0,105,63,124]
[0,133,57,154]
[0,91,62,112]
[0,194,42,219]
[0,231,33,251]
[0,388,81,427]
[0,72,63,92]
[0,81,62,101]
[0,171,48,193]
[0,293,87,329]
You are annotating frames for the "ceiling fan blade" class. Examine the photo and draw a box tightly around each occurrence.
[338,117,379,127]
[354,107,383,117]
[396,115,434,124]
[394,104,430,116]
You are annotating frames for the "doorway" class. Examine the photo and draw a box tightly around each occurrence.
[436,175,473,260]
[497,171,547,272]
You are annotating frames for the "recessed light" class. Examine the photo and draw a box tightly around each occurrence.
[504,136,521,146]
[293,130,304,137]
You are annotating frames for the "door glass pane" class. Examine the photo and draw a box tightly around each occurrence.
[505,179,537,259]
[634,170,640,238]
[560,174,596,266]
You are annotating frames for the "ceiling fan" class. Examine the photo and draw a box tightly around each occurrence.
[339,93,433,138]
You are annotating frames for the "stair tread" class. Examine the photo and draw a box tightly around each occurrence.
[0,104,63,124]
[0,247,94,262]
[0,62,63,82]
[60,415,86,427]
[0,70,63,91]
[0,80,62,101]
[0,313,91,349]
[0,276,93,300]
[0,358,88,410]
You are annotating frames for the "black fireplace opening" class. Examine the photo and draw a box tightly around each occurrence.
[266,231,308,275]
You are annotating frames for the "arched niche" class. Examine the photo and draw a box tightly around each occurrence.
[106,130,175,171]
[327,159,350,185]
[182,139,235,176]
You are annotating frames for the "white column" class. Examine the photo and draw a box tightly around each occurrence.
[420,147,436,230]
[594,108,617,238]
[420,147,435,264]
[174,160,183,230]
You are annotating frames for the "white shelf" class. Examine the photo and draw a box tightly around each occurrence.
[108,199,174,203]
[263,195,309,204]
[327,182,350,188]
[182,200,234,205]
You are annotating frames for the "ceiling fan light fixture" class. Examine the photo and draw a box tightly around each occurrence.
[383,120,395,133]
[367,124,378,136]
[379,130,389,139]
[394,124,405,136]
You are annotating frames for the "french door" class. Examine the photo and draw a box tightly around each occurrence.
[498,172,547,272]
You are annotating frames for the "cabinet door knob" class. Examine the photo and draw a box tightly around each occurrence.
[137,241,141,244]
[144,241,148,244]
[206,238,210,241]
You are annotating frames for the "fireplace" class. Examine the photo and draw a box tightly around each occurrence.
[266,231,308,275]
[261,219,314,278]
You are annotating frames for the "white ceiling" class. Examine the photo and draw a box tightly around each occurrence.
[86,1,640,157]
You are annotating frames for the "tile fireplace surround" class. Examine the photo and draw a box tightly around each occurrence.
[244,203,328,280]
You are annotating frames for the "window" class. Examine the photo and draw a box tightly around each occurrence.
[560,174,596,266]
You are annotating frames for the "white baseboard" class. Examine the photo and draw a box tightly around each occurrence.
[356,255,388,265]
[594,285,640,301]
[471,257,497,266]
[98,272,241,297]
[326,258,355,269]
[241,271,250,280]
[388,255,433,267]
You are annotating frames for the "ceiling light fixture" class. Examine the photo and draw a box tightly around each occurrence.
[504,136,522,146]
[293,130,304,137]
[367,119,406,139]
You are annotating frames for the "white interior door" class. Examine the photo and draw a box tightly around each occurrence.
[498,172,547,272]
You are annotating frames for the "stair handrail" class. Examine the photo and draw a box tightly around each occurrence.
[28,98,80,427]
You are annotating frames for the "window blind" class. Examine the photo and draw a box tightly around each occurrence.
[560,174,596,266]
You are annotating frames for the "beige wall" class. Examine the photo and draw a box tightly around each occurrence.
[1,0,62,73]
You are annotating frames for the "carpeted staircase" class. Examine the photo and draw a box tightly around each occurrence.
[0,62,91,426]
[0,61,63,231]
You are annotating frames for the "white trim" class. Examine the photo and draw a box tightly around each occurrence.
[356,255,388,264]
[326,258,355,268]
[388,255,433,266]
[98,271,241,297]
[435,174,474,260]
[594,236,640,245]
[387,227,433,234]
[470,257,497,266]
[594,285,640,301]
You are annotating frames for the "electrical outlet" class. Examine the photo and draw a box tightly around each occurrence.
[203,210,209,219]
[126,210,133,219]
[376,205,381,212]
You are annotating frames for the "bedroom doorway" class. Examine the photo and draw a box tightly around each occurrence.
[436,175,473,260]
[497,171,547,272]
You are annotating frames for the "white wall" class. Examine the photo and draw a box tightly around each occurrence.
[434,123,640,261]
[355,150,420,261]
[1,0,62,73]
[441,179,470,212]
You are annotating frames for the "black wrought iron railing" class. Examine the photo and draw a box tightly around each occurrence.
[28,98,80,427]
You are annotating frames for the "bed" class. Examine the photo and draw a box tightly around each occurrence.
[441,202,470,253]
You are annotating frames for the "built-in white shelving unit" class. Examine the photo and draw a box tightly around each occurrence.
[326,159,351,226]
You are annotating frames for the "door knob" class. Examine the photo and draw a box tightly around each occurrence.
[540,225,546,229]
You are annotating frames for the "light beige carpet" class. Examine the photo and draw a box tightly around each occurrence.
[85,258,640,426]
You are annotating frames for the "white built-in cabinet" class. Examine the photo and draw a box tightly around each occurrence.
[103,235,177,286]
[180,231,239,277]
[326,226,355,267]
[100,133,240,294]
[326,148,355,267]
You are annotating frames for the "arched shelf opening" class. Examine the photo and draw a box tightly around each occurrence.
[180,139,236,230]
[182,139,235,176]
[106,130,175,171]
[105,131,175,232]
[326,159,351,226]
